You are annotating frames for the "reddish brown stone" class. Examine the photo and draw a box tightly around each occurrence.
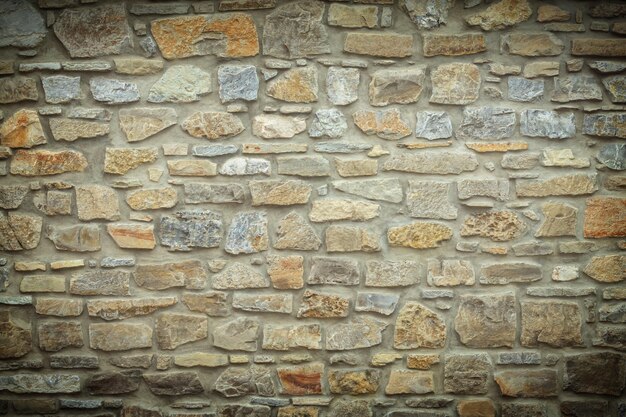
[584,197,626,238]
[277,363,323,395]
[0,109,46,149]
[10,149,88,176]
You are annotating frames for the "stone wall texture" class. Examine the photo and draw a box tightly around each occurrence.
[0,0,625,416]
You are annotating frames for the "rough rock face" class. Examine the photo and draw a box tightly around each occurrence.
[0,0,46,49]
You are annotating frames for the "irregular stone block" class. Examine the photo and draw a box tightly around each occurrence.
[263,324,321,350]
[225,211,268,254]
[326,317,387,350]
[76,184,119,221]
[407,180,457,220]
[104,147,158,175]
[355,292,399,315]
[156,313,208,350]
[325,225,380,253]
[508,76,544,102]
[70,270,130,296]
[213,317,259,351]
[0,311,32,359]
[119,108,177,142]
[423,33,486,56]
[35,298,83,317]
[535,201,578,237]
[274,212,321,251]
[233,293,291,313]
[212,262,268,289]
[38,321,83,352]
[215,365,275,397]
[310,199,379,222]
[394,302,446,349]
[388,221,453,249]
[456,107,515,141]
[516,174,598,197]
[427,259,474,287]
[385,370,434,395]
[479,262,542,285]
[597,143,626,170]
[277,363,323,395]
[144,372,204,396]
[461,210,525,241]
[0,212,42,251]
[0,109,46,149]
[134,260,208,291]
[159,210,223,251]
[308,108,347,139]
[415,111,453,140]
[0,374,80,394]
[87,297,177,321]
[89,323,153,351]
[369,67,425,106]
[384,151,479,174]
[501,32,564,56]
[583,113,626,139]
[353,108,412,140]
[430,63,480,105]
[327,67,359,105]
[495,369,558,398]
[572,38,626,57]
[148,66,212,103]
[583,254,625,283]
[182,292,229,317]
[218,64,259,102]
[220,157,271,176]
[182,111,244,140]
[184,183,245,204]
[521,301,583,347]
[584,197,626,238]
[444,353,491,394]
[42,75,80,104]
[564,352,626,396]
[308,257,359,286]
[344,32,413,58]
[0,1,46,49]
[252,114,306,139]
[455,293,516,348]
[86,371,141,395]
[267,255,304,289]
[328,4,378,28]
[266,67,318,103]
[297,290,349,318]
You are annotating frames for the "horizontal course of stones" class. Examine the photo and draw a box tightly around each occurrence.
[0,0,625,416]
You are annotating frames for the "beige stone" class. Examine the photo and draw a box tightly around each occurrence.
[119,107,176,142]
[523,61,560,78]
[0,212,43,251]
[430,63,481,105]
[49,118,109,142]
[572,39,626,57]
[583,255,625,283]
[104,147,158,175]
[174,353,229,368]
[35,298,83,317]
[328,369,381,394]
[423,33,486,57]
[407,354,440,370]
[266,67,318,103]
[156,313,208,349]
[461,210,526,242]
[455,293,516,348]
[263,324,321,350]
[310,199,379,222]
[353,108,412,140]
[335,159,378,177]
[250,180,311,206]
[535,202,578,237]
[502,32,564,56]
[89,323,153,351]
[10,149,88,176]
[457,400,496,417]
[274,212,322,251]
[385,370,434,394]
[107,223,156,249]
[297,290,349,318]
[427,259,475,286]
[388,222,453,249]
[87,297,176,321]
[76,185,120,221]
[0,311,32,359]
[114,58,164,75]
[344,32,413,58]
[495,369,558,398]
[325,225,380,253]
[181,112,244,140]
[394,302,446,349]
[126,187,177,210]
[465,0,532,30]
[0,109,46,148]
[182,292,229,317]
[521,301,583,347]
[267,255,304,289]
[583,197,626,238]
[516,174,598,197]
[20,275,65,293]
[134,260,207,291]
[328,4,378,28]
[167,160,217,176]
[38,321,83,352]
[537,4,570,22]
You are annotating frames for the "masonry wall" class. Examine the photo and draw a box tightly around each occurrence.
[0,0,625,416]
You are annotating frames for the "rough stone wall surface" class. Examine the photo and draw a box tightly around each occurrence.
[0,0,625,416]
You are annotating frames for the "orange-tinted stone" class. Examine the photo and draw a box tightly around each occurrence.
[584,197,626,238]
[10,149,87,176]
[0,109,46,149]
[277,363,323,395]
[465,142,528,152]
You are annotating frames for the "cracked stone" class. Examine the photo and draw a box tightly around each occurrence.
[225,211,268,254]
[415,111,453,140]
[159,210,223,251]
[326,317,388,350]
[156,313,208,350]
[521,301,583,347]
[353,108,411,140]
[0,212,42,251]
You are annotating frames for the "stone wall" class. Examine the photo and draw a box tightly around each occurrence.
[0,0,625,416]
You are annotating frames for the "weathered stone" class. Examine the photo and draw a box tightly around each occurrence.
[400,0,453,29]
[427,259,475,287]
[274,212,321,251]
[38,321,83,351]
[159,210,223,251]
[455,293,516,348]
[310,199,379,222]
[104,147,158,175]
[86,371,141,395]
[327,400,371,417]
[224,211,268,254]
[593,326,626,351]
[119,108,177,142]
[212,262,269,290]
[219,0,275,11]
[215,365,275,397]
[501,32,564,56]
[325,225,380,253]
[334,159,377,177]
[266,67,318,103]
[353,108,411,140]
[297,290,349,318]
[461,210,525,241]
[249,180,310,206]
[126,187,177,211]
[70,270,130,296]
[516,174,598,197]
[156,313,208,350]
[0,311,32,359]
[213,317,259,351]
[233,293,291,313]
[537,4,570,22]
[456,107,515,141]
[20,274,65,293]
[331,179,400,205]
[585,113,626,141]
[430,63,480,105]
[87,297,177,320]
[415,111,453,140]
[263,1,329,59]
[0,184,28,209]
[0,109,46,149]
[182,292,229,317]
[47,224,101,252]
[220,157,271,176]
[583,255,625,283]
[41,77,80,107]
[121,405,163,417]
[277,363,324,396]
[49,118,109,142]
[388,221,453,249]
[459,179,509,201]
[0,1,46,49]
[134,260,208,291]
[500,403,547,417]
[385,370,434,395]
[589,61,626,74]
[444,353,491,394]
[465,0,531,30]
[182,112,244,140]
[54,4,131,57]
[327,67,359,105]
[34,190,72,216]
[520,109,576,140]
[263,324,321,350]
[307,257,359,286]
[148,66,212,103]
[308,108,347,139]
[597,143,626,170]
[328,4,377,28]
[174,352,228,368]
[479,262,541,284]
[35,298,83,317]
[423,33,486,56]
[0,212,42,251]
[394,302,446,349]
[267,255,304,289]
[193,144,238,158]
[184,183,244,205]
[277,406,318,417]
[315,142,372,154]
[144,372,204,396]
[406,180,457,220]
[573,38,626,57]
[89,323,153,351]
[564,352,626,396]
[386,151,479,175]
[326,317,387,350]
[0,374,81,394]
[521,301,583,347]
[508,76,544,102]
[369,67,425,106]
[89,78,139,105]
[552,76,603,103]
[355,292,399,315]
[76,184,119,221]
[218,64,259,103]
[561,401,608,417]
[535,202,577,237]
[344,32,413,58]
[218,405,271,417]
[365,260,421,287]
[495,369,558,398]
[0,77,37,105]
[11,399,59,414]
[167,160,217,177]
[252,114,306,139]
[152,13,258,59]
[114,58,163,75]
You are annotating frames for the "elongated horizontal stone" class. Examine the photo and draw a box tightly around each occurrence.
[70,270,130,296]
[134,260,207,291]
[0,374,81,394]
[572,38,626,56]
[516,174,598,197]
[10,150,87,176]
[480,263,542,284]
[184,183,245,204]
[384,152,479,174]
[388,222,453,249]
[87,297,177,320]
[423,33,486,57]
[583,113,626,139]
[344,32,413,58]
[310,199,379,222]
[250,180,311,206]
[89,323,153,351]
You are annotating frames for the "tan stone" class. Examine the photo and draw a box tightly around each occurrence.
[107,223,156,249]
[134,260,207,291]
[35,298,83,317]
[50,259,84,270]
[126,187,177,211]
[119,107,177,142]
[277,363,324,395]
[114,58,164,75]
[0,311,32,359]
[344,32,413,58]
[297,290,349,318]
[328,4,378,28]
[277,406,318,417]
[371,353,402,366]
[181,112,244,140]
[328,369,381,394]
[521,301,583,347]
[10,149,88,176]
[502,32,564,56]
[49,118,109,142]
[267,255,304,289]
[0,109,46,148]
[541,148,589,168]
[495,369,558,398]
[516,174,598,197]
[572,39,626,57]
[89,323,153,351]
[466,142,528,152]
[76,184,120,221]
[430,63,480,105]
[423,33,487,57]
[353,108,411,140]
[385,370,434,395]
[266,67,318,103]
[583,255,625,283]
[537,4,570,22]
[263,324,321,351]
[394,302,446,349]
[38,321,83,352]
[310,199,379,222]
[387,222,453,249]
[182,292,229,317]
[461,210,526,242]
[167,160,217,176]
[535,202,578,237]
[427,259,475,286]
[335,159,377,177]
[156,313,208,349]
[151,13,259,59]
[0,212,43,251]
[88,297,176,321]
[583,197,626,238]
[523,61,560,78]
[20,275,65,293]
[457,399,496,417]
[212,262,269,290]
[407,354,440,370]
[274,211,322,251]
[325,225,380,253]
[174,353,229,368]
[250,180,311,206]
[455,293,516,348]
[465,0,532,30]
[233,293,292,313]
[104,147,158,175]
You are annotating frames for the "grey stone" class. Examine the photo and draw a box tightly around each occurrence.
[497,352,541,365]
[0,0,46,49]
[355,292,399,315]
[407,180,457,219]
[326,317,388,350]
[101,257,135,268]
[0,76,38,103]
[140,36,158,58]
[0,184,28,209]
[86,371,141,395]
[233,293,292,313]
[401,0,453,29]
[218,64,259,102]
[277,155,330,177]
[215,365,275,397]
[480,262,542,284]
[0,374,81,394]
[384,152,479,174]
[458,179,509,201]
[520,109,576,139]
[90,78,140,105]
[60,399,102,409]
[213,317,260,351]
[598,303,626,323]
[593,326,626,350]
[589,61,626,73]
[583,113,626,139]
[143,372,204,396]
[456,107,516,141]
[42,75,81,104]
[54,4,132,57]
[369,66,426,106]
[193,144,238,158]
[444,353,491,394]
[603,75,626,103]
[225,211,268,254]
[219,157,271,176]
[508,76,544,102]
[0,296,32,305]
[597,143,626,170]
[415,111,453,140]
[308,108,348,138]
[130,3,191,15]
[307,256,359,286]
[50,355,99,369]
[70,270,131,296]
[148,65,211,103]
[262,1,330,59]
[212,262,269,289]
[422,289,454,299]
[526,287,595,297]
[551,76,603,102]
[184,183,245,204]
[314,142,372,153]
[159,210,223,251]
[512,241,554,256]
[328,400,372,417]
[262,324,322,350]
[327,67,360,105]
[333,178,403,203]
